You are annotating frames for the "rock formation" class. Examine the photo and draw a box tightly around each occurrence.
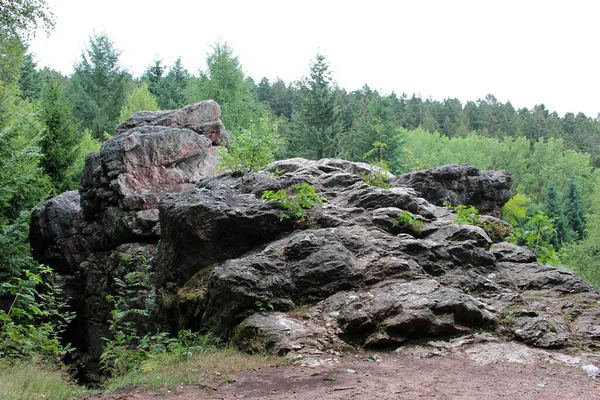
[29,102,600,380]
[29,100,229,375]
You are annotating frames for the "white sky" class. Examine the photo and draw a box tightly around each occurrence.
[29,0,599,117]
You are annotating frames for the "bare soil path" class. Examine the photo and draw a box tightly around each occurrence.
[81,345,600,400]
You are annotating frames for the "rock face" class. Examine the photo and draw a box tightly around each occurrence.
[30,104,600,380]
[29,101,228,374]
[395,164,512,218]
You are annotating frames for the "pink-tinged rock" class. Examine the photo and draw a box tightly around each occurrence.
[81,126,219,214]
[114,100,230,146]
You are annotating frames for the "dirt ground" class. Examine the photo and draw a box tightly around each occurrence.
[80,343,600,400]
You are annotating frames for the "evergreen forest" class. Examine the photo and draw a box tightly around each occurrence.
[2,1,600,393]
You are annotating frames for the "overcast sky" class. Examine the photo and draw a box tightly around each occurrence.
[29,0,599,117]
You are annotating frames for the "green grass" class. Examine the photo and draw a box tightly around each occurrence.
[102,346,288,393]
[0,347,287,399]
[0,360,87,400]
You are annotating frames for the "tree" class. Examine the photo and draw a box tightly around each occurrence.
[118,82,160,123]
[565,179,586,241]
[143,57,191,110]
[18,51,45,100]
[543,183,568,249]
[40,76,81,192]
[217,115,283,174]
[68,33,132,140]
[288,53,342,159]
[0,0,53,86]
[186,42,260,133]
[161,57,191,109]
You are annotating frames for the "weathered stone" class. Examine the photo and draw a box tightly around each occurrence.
[395,164,512,218]
[490,242,536,263]
[154,186,296,290]
[30,101,229,381]
[29,109,600,381]
[114,100,230,146]
[29,190,90,274]
[512,316,569,348]
[233,312,344,356]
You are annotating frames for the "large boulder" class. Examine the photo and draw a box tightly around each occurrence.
[394,164,512,218]
[29,101,229,380]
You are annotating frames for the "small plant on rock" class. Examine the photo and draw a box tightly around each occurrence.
[446,203,481,225]
[255,298,274,312]
[393,210,423,235]
[261,183,323,222]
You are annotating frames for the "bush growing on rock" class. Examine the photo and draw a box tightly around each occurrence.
[217,116,283,174]
[261,183,323,222]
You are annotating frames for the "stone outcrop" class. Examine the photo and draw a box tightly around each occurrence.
[150,158,599,358]
[29,101,229,375]
[29,103,600,381]
[394,164,512,218]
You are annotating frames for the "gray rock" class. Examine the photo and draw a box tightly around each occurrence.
[395,164,512,218]
[114,100,230,146]
[29,190,90,274]
[233,312,344,355]
[29,109,600,376]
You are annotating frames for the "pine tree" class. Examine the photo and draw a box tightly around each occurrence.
[68,33,132,140]
[40,75,80,192]
[543,183,568,249]
[186,42,260,133]
[565,179,586,241]
[161,57,190,109]
[288,53,342,159]
[18,52,45,100]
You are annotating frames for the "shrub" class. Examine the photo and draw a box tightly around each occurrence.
[393,210,423,235]
[0,263,74,369]
[261,183,323,222]
[217,116,283,174]
[100,254,222,377]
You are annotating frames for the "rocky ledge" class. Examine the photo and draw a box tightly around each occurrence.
[29,102,600,378]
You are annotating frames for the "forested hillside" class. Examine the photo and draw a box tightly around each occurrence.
[2,2,600,383]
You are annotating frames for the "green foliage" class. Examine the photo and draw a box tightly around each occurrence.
[0,0,54,40]
[0,0,53,90]
[143,58,191,110]
[63,129,101,189]
[393,210,423,235]
[447,203,481,225]
[18,52,45,100]
[479,219,512,243]
[543,183,568,248]
[217,116,283,174]
[287,53,343,159]
[68,33,132,140]
[261,183,323,222]
[0,94,52,224]
[100,254,221,377]
[40,75,80,192]
[0,360,84,400]
[117,81,160,123]
[186,41,261,133]
[359,163,391,189]
[255,298,274,312]
[0,263,74,368]
[502,193,531,226]
[358,138,393,188]
[447,203,511,242]
[401,129,595,207]
[565,179,586,241]
[510,211,560,265]
[561,176,600,288]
